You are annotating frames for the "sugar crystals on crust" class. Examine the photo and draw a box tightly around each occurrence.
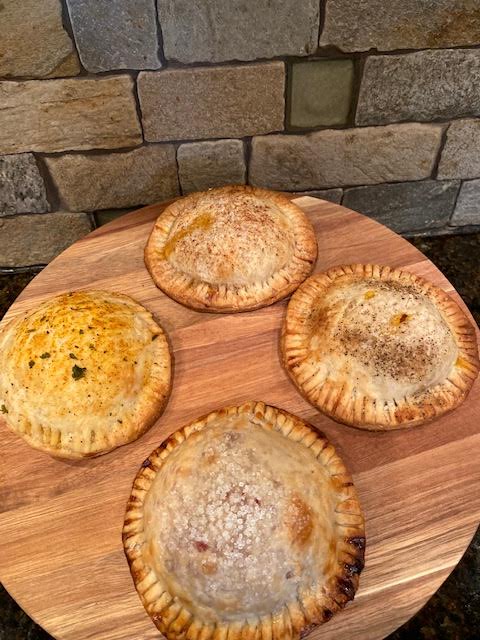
[145,186,317,312]
[123,401,365,638]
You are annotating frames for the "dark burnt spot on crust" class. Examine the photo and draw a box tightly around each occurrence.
[337,577,355,601]
[323,609,333,621]
[141,458,153,469]
[347,535,366,552]
[344,557,365,576]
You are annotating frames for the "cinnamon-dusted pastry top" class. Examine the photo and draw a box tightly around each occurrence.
[282,264,479,430]
[123,401,365,639]
[145,186,317,312]
[0,290,171,458]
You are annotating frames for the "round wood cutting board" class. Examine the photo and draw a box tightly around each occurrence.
[0,196,479,640]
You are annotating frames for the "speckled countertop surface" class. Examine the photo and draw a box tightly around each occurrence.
[0,234,479,640]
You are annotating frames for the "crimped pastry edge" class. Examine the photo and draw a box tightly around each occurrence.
[0,290,172,459]
[123,400,365,639]
[281,264,480,431]
[144,186,318,313]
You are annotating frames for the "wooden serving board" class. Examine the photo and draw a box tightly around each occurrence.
[0,197,479,640]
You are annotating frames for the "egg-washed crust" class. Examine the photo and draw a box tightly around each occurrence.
[123,401,365,640]
[144,186,317,313]
[282,264,479,431]
[0,290,172,459]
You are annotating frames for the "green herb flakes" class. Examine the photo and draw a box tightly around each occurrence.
[79,329,84,334]
[72,364,87,380]
[40,352,51,359]
[1,404,8,414]
[69,353,78,360]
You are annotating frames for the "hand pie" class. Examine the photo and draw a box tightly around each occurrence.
[282,264,479,430]
[144,186,317,312]
[0,290,171,458]
[123,401,365,639]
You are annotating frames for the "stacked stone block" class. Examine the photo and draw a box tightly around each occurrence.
[1,0,480,267]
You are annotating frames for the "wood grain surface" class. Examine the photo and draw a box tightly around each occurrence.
[0,197,478,640]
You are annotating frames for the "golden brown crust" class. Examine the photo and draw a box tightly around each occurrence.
[144,186,317,313]
[123,401,365,639]
[282,264,479,430]
[0,290,172,458]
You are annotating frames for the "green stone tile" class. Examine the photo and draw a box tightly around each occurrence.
[289,59,354,128]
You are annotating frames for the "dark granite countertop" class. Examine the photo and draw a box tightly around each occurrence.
[1,234,479,640]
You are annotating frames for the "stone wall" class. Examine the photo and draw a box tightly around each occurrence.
[1,0,480,267]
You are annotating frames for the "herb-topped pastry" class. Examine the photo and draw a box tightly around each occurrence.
[123,401,365,638]
[282,264,479,430]
[144,186,317,312]
[0,290,171,458]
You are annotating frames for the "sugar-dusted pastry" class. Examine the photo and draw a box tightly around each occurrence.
[123,401,365,639]
[282,264,479,430]
[0,290,171,458]
[145,186,317,312]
